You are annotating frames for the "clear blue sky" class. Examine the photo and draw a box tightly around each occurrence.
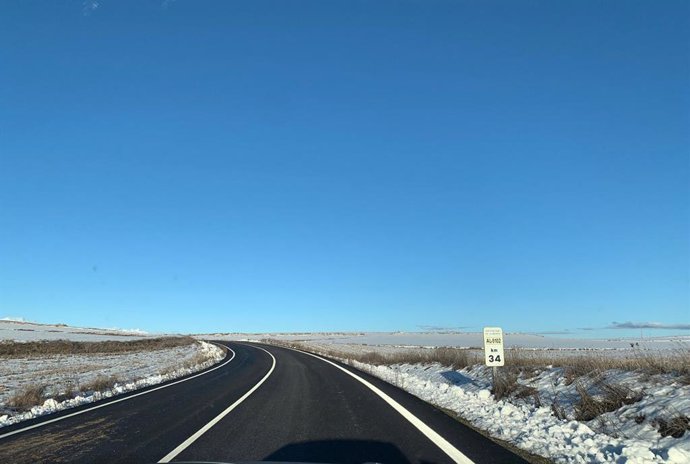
[1,1,688,336]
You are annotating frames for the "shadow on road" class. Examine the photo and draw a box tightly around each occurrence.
[263,439,427,463]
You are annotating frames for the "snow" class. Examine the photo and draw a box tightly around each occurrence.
[340,360,689,463]
[204,331,688,351]
[0,319,156,342]
[0,341,224,429]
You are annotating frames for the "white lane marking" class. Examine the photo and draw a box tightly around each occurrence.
[291,348,475,464]
[0,343,235,441]
[157,345,277,463]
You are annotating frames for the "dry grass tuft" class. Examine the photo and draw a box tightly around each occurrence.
[514,384,541,407]
[54,379,80,402]
[83,375,119,392]
[180,353,209,371]
[0,336,196,357]
[551,398,567,420]
[574,381,643,421]
[159,365,178,376]
[493,370,519,401]
[8,384,47,410]
[653,415,690,439]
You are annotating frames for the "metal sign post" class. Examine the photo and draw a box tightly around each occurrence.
[483,327,505,393]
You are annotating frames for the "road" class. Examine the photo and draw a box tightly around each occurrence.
[0,342,528,464]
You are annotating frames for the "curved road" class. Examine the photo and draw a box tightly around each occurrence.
[0,342,527,464]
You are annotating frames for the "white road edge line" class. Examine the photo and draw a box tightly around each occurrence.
[291,347,475,464]
[0,343,236,441]
[157,345,277,463]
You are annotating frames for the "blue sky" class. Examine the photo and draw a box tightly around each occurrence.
[1,1,688,336]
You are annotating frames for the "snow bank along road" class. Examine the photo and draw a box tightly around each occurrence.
[0,342,527,464]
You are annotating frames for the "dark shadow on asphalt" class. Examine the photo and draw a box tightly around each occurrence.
[263,439,430,464]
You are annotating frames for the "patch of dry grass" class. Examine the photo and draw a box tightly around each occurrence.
[492,370,520,401]
[264,339,689,378]
[551,397,567,420]
[159,351,214,376]
[505,346,690,377]
[0,336,196,357]
[263,339,478,370]
[82,375,120,392]
[574,381,643,421]
[159,365,178,376]
[180,353,209,370]
[653,415,689,438]
[356,347,476,370]
[54,378,80,402]
[7,384,47,411]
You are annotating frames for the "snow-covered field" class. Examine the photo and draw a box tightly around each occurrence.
[0,319,154,342]
[206,330,688,351]
[0,321,225,429]
[256,336,689,464]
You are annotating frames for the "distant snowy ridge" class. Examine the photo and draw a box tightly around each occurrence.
[103,327,149,335]
[0,319,156,342]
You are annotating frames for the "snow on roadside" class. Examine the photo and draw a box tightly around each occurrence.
[0,341,224,429]
[347,360,690,464]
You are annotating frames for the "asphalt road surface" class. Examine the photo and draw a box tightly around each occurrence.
[0,342,529,464]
